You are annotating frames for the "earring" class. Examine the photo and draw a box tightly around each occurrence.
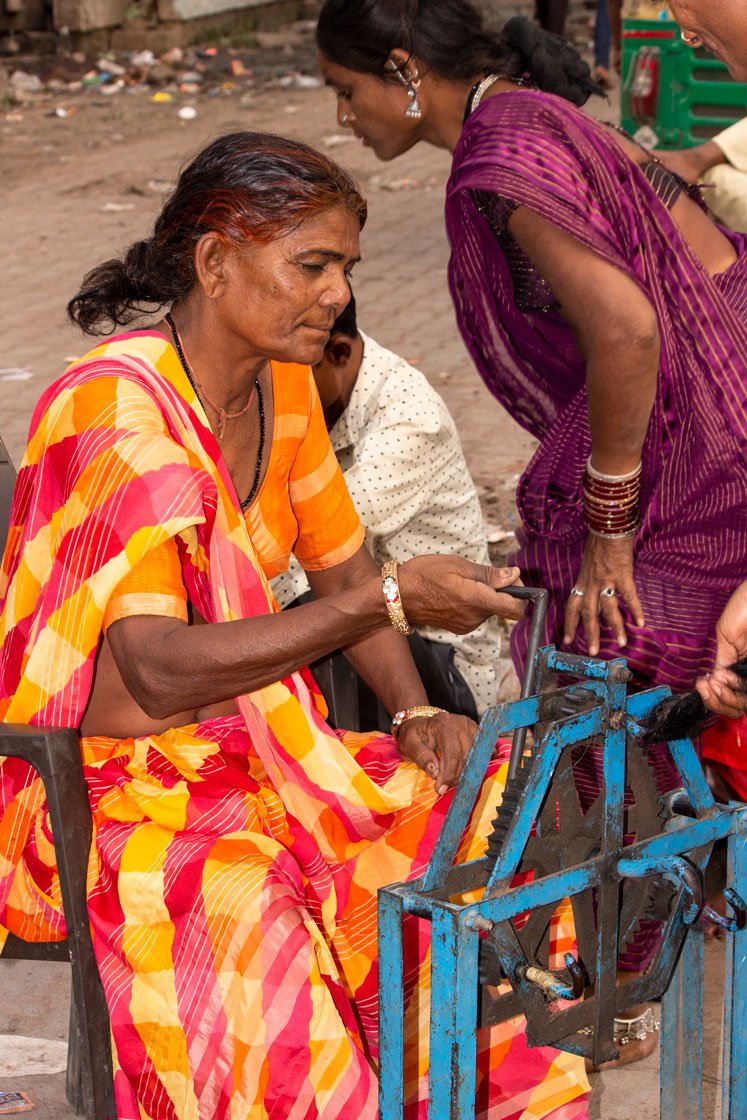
[341,113,350,126]
[386,59,423,119]
[680,29,702,46]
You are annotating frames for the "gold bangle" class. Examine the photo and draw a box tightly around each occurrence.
[391,705,447,738]
[381,560,414,636]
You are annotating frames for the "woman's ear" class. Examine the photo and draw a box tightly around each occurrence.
[386,48,420,83]
[193,232,231,299]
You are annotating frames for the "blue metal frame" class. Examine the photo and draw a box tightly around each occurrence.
[378,646,747,1119]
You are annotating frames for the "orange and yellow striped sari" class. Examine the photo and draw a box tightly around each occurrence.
[0,333,589,1119]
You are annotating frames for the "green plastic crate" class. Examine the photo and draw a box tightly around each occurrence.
[621,16,747,148]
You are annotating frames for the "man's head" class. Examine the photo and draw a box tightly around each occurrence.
[312,290,364,428]
[669,0,747,82]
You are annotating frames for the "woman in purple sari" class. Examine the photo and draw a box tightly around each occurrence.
[317,0,747,1066]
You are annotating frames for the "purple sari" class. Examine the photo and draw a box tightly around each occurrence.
[446,91,747,968]
[447,90,747,689]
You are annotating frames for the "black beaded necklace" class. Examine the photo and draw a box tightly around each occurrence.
[165,312,266,511]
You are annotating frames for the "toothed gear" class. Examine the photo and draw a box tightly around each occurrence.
[480,726,669,1031]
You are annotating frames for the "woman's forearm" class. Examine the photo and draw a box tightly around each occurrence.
[584,331,660,474]
[110,547,524,720]
[110,574,390,718]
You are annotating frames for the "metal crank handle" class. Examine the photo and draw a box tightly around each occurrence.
[501,586,549,782]
[699,887,747,934]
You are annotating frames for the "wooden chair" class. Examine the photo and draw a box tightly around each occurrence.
[0,435,117,1120]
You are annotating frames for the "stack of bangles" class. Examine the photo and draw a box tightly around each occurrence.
[583,457,642,538]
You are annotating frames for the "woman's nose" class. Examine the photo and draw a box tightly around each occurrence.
[321,273,351,309]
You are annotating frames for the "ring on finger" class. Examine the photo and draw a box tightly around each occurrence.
[600,586,616,598]
[570,586,586,598]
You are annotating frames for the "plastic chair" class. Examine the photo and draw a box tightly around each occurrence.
[0,435,117,1120]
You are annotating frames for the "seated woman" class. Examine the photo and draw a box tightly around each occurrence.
[0,134,589,1119]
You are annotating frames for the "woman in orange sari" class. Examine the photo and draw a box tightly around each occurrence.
[0,132,588,1119]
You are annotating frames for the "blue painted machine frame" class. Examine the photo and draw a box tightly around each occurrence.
[378,642,747,1120]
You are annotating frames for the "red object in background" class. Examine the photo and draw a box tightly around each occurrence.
[626,45,661,123]
[702,715,747,802]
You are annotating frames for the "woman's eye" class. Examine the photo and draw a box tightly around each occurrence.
[301,263,325,274]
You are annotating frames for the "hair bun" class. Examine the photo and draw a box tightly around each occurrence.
[501,15,602,107]
[501,14,542,60]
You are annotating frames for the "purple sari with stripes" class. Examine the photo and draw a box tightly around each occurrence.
[446,90,747,968]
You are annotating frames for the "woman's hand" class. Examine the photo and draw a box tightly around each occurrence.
[396,711,478,796]
[563,534,644,657]
[696,580,747,718]
[398,556,524,635]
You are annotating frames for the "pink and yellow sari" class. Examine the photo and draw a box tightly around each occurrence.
[0,334,588,1119]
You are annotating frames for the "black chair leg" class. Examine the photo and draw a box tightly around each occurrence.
[45,754,117,1120]
[66,994,84,1115]
[0,726,117,1120]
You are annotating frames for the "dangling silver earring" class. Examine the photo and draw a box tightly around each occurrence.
[405,78,422,119]
[386,59,423,119]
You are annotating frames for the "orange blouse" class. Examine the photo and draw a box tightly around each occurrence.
[103,361,364,631]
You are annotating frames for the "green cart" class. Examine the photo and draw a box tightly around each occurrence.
[621,8,747,149]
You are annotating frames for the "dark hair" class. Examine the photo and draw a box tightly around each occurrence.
[68,131,368,335]
[316,2,601,107]
[331,287,357,339]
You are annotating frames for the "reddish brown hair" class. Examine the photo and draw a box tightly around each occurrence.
[68,131,367,334]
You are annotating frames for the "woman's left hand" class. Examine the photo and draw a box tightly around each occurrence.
[396,712,478,796]
[563,533,645,657]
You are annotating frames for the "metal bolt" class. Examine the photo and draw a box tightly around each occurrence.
[465,910,494,932]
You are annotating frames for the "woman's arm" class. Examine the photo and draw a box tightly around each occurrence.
[307,546,427,717]
[508,204,660,653]
[107,546,523,718]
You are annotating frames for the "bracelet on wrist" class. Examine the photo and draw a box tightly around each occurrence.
[381,559,414,636]
[585,457,642,483]
[391,705,447,738]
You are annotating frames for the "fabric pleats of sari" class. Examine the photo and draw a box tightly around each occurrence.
[0,334,589,1119]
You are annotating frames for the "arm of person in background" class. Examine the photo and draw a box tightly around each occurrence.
[696,579,747,717]
[656,117,747,188]
[508,204,659,656]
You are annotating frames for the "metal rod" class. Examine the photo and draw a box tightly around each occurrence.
[503,587,548,782]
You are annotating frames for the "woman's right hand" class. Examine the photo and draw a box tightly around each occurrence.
[397,556,524,634]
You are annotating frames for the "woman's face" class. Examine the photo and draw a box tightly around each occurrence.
[317,52,422,161]
[215,206,361,367]
[668,0,747,81]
